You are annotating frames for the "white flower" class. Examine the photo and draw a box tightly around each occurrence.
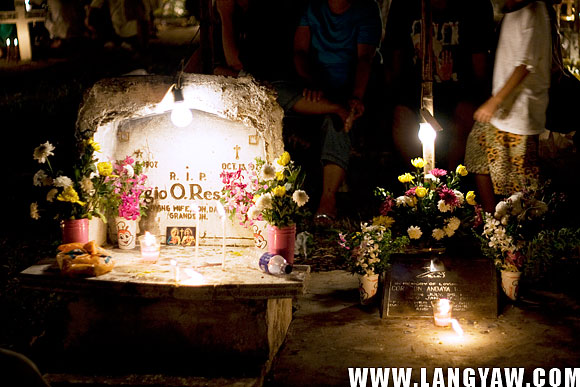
[46,188,58,202]
[396,196,415,207]
[453,190,464,205]
[508,192,524,215]
[123,164,134,178]
[255,193,273,210]
[432,228,446,240]
[30,202,40,219]
[54,176,73,188]
[80,176,94,195]
[292,190,309,207]
[247,205,262,220]
[424,174,440,184]
[33,170,48,186]
[33,141,55,163]
[407,226,422,239]
[260,164,276,180]
[494,201,508,219]
[437,200,451,213]
[446,216,460,231]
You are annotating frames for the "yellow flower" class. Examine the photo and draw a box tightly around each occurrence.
[456,164,468,177]
[276,171,285,181]
[253,194,260,203]
[411,157,425,168]
[57,186,86,206]
[272,185,286,197]
[277,152,291,166]
[97,161,113,176]
[372,215,395,228]
[466,191,477,205]
[88,138,101,152]
[415,186,428,198]
[398,173,415,183]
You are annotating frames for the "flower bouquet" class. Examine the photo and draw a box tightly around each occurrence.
[31,138,113,243]
[478,189,580,277]
[220,151,310,228]
[374,158,480,250]
[339,220,409,276]
[101,153,150,249]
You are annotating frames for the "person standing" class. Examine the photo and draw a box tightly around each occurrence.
[465,0,552,213]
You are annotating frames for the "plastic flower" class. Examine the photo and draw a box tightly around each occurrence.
[97,161,113,177]
[247,205,262,220]
[456,164,468,177]
[33,141,55,164]
[123,164,135,178]
[407,226,423,240]
[57,186,85,206]
[411,157,425,168]
[54,176,73,188]
[261,164,276,180]
[80,176,94,194]
[292,190,309,207]
[415,186,428,198]
[398,173,414,183]
[272,185,286,197]
[30,202,40,220]
[255,193,273,210]
[277,151,291,166]
[466,191,477,206]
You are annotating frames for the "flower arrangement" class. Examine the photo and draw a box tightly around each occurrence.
[339,220,409,276]
[374,158,480,249]
[478,188,580,277]
[220,151,310,228]
[31,138,111,222]
[103,153,149,221]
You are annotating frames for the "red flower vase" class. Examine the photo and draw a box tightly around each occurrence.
[267,224,296,264]
[61,218,89,244]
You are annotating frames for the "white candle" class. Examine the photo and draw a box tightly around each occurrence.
[432,298,452,327]
[418,122,436,175]
[216,201,226,269]
[170,259,180,282]
[139,231,160,262]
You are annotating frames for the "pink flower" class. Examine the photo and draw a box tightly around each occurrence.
[429,168,448,177]
[438,186,459,207]
[380,196,395,215]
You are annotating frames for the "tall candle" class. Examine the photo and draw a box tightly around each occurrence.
[418,122,436,175]
[170,259,180,282]
[216,201,226,269]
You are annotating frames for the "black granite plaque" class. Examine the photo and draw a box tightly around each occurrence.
[380,251,498,318]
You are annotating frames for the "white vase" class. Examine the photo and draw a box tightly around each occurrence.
[115,217,137,249]
[88,217,107,246]
[501,270,521,301]
[357,273,379,305]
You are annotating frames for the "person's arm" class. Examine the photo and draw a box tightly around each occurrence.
[473,64,530,122]
[348,43,377,121]
[293,25,325,102]
[217,0,243,72]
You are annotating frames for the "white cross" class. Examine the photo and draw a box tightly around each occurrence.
[0,1,46,61]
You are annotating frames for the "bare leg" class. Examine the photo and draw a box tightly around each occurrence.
[316,163,345,218]
[392,105,421,164]
[475,173,496,214]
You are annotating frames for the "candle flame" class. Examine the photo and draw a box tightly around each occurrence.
[144,231,155,245]
[6,38,10,47]
[438,298,450,314]
[451,318,464,337]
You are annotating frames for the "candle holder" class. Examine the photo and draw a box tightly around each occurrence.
[139,232,162,263]
[432,299,453,327]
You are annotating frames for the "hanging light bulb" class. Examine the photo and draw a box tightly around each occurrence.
[170,85,193,127]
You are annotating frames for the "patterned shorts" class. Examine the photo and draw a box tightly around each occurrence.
[465,121,539,196]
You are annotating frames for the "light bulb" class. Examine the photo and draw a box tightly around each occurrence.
[171,102,193,127]
[418,122,436,144]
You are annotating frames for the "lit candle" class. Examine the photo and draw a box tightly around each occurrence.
[418,122,436,175]
[170,259,180,282]
[216,201,226,269]
[432,298,452,327]
[139,231,160,263]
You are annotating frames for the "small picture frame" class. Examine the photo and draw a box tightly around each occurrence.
[165,226,196,247]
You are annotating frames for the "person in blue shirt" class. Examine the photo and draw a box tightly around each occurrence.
[280,0,382,225]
